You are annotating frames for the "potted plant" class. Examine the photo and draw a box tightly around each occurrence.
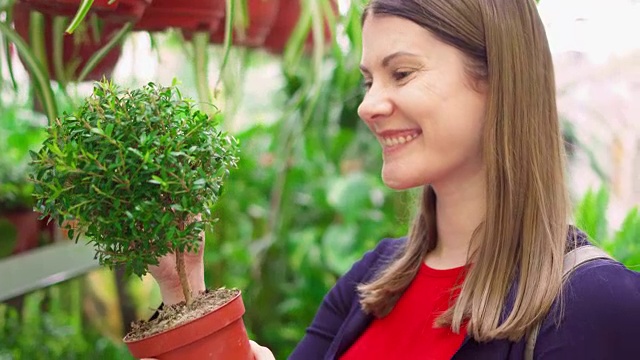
[0,103,52,258]
[30,80,249,359]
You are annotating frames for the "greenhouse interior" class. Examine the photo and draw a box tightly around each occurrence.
[0,0,639,359]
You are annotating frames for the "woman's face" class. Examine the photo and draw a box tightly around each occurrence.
[358,14,487,190]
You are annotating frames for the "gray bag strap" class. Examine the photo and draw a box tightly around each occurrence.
[523,245,614,360]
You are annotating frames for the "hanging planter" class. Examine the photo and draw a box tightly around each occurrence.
[0,210,40,257]
[134,0,225,33]
[208,0,280,48]
[13,2,128,84]
[19,0,150,22]
[262,0,335,54]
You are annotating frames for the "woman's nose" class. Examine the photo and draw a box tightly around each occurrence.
[357,86,393,124]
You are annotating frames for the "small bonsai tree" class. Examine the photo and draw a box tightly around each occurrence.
[30,80,239,306]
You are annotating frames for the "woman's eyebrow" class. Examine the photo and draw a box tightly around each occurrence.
[360,51,421,72]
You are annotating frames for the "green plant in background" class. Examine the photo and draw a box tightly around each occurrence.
[0,281,132,360]
[30,80,238,305]
[0,104,47,211]
[575,186,640,268]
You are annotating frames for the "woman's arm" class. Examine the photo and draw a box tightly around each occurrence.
[534,259,640,359]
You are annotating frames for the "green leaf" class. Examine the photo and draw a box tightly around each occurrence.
[105,124,114,137]
[65,0,95,34]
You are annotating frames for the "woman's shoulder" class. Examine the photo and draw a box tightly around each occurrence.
[564,257,640,316]
[535,256,640,358]
[564,228,640,312]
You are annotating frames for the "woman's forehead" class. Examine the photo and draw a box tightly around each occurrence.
[361,16,440,64]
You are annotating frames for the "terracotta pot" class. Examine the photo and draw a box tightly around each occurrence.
[37,215,56,244]
[59,219,79,240]
[13,2,124,82]
[1,210,41,254]
[208,0,280,47]
[19,0,151,21]
[134,0,225,33]
[124,291,252,360]
[262,0,336,54]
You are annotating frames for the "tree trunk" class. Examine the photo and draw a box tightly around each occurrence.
[175,251,192,306]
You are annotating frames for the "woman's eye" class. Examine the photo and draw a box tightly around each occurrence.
[393,71,412,81]
[362,79,373,90]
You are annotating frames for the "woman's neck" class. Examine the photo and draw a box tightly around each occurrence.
[426,172,486,270]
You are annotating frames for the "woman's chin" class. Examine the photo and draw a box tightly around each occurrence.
[381,171,424,191]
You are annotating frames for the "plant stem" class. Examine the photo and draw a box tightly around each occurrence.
[0,16,57,123]
[77,22,133,82]
[65,0,95,34]
[175,250,192,306]
[192,31,214,116]
[176,218,192,306]
[52,16,69,88]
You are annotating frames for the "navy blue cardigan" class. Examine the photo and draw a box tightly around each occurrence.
[289,233,640,359]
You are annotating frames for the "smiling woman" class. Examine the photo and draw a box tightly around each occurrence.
[143,0,640,359]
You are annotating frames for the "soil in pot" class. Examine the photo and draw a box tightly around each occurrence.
[124,288,252,360]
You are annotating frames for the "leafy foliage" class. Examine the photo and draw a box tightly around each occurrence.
[576,186,640,268]
[30,80,239,278]
[0,104,47,211]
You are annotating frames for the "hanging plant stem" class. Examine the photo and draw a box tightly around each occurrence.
[77,22,133,82]
[65,0,95,34]
[214,0,236,90]
[192,31,214,115]
[0,19,57,123]
[52,16,69,88]
[0,5,17,90]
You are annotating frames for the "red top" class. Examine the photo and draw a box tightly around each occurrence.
[341,263,468,360]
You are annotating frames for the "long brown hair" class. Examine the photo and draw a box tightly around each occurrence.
[358,0,570,341]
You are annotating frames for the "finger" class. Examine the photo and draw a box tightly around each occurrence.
[249,340,275,360]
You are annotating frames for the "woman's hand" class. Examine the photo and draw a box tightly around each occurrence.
[147,215,206,305]
[140,340,275,360]
[250,340,276,360]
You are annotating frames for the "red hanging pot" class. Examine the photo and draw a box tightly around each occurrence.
[134,0,225,33]
[209,0,280,47]
[124,291,252,360]
[18,0,151,22]
[262,0,336,54]
[13,1,124,82]
[0,210,41,256]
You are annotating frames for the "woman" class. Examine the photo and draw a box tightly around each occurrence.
[149,0,640,359]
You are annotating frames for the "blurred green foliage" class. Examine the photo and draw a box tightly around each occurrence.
[0,281,132,360]
[575,186,640,268]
